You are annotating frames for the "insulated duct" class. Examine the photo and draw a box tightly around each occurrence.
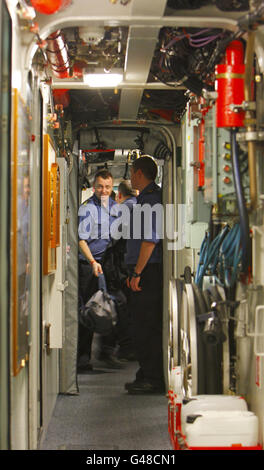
[46,30,71,79]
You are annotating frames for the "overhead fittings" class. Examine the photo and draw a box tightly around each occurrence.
[236,130,264,142]
[16,1,36,20]
[229,101,256,113]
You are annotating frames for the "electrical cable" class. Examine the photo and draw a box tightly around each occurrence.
[156,27,235,95]
[230,129,251,274]
[154,141,172,160]
[219,223,242,288]
[195,225,230,288]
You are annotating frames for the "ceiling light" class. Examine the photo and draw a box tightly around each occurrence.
[83,72,123,88]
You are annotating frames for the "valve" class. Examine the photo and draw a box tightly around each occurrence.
[202,303,226,345]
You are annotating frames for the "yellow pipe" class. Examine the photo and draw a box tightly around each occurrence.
[244,31,258,211]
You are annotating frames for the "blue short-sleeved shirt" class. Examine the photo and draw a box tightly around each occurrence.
[78,194,117,261]
[123,196,137,212]
[125,182,163,265]
[110,196,137,241]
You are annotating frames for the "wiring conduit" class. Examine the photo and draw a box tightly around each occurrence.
[231,128,251,274]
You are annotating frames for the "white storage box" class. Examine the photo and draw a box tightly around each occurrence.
[184,410,258,448]
[181,395,247,433]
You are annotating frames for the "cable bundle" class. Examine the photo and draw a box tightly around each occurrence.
[218,223,242,288]
[195,225,229,288]
[154,141,172,160]
[195,224,242,289]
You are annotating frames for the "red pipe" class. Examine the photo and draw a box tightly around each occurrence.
[46,30,70,79]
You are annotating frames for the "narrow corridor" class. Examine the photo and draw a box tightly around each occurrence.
[40,361,171,451]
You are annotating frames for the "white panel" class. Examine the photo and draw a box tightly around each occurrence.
[118,25,160,119]
[118,88,143,120]
[252,225,264,286]
[190,222,208,250]
[131,0,167,16]
[124,27,160,82]
[49,258,63,349]
[118,0,167,119]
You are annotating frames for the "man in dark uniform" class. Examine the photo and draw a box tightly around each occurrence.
[78,168,123,370]
[125,156,164,394]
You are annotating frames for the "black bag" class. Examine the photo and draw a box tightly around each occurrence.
[101,240,128,291]
[79,273,118,336]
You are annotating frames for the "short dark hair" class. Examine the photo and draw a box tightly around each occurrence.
[118,180,137,197]
[132,155,157,181]
[93,169,113,184]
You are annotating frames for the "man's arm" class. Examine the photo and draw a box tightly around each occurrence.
[79,240,103,277]
[128,241,156,292]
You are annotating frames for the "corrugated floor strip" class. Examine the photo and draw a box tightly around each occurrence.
[40,360,172,451]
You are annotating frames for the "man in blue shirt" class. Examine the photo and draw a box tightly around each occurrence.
[125,156,164,394]
[78,169,123,371]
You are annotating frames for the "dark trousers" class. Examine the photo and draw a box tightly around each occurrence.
[78,261,116,364]
[113,287,134,356]
[128,263,164,387]
[78,261,97,363]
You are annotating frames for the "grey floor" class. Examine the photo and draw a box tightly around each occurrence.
[40,360,172,451]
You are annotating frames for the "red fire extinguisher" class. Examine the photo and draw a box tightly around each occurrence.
[215,40,245,128]
[30,0,71,15]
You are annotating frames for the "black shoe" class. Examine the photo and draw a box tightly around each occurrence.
[124,379,144,391]
[126,381,165,395]
[118,352,136,362]
[100,355,125,369]
[77,362,93,373]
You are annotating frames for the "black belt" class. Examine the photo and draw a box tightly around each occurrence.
[79,259,90,265]
[79,258,101,265]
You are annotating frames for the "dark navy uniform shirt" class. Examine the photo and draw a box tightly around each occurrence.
[78,193,117,262]
[125,182,163,265]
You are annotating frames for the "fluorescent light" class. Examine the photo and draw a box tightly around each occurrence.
[83,73,123,87]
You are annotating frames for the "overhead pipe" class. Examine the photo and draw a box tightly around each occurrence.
[46,30,71,79]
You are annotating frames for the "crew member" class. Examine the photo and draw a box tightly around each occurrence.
[125,156,164,394]
[78,168,123,370]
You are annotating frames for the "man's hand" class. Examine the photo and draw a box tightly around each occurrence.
[126,275,142,292]
[92,261,103,277]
